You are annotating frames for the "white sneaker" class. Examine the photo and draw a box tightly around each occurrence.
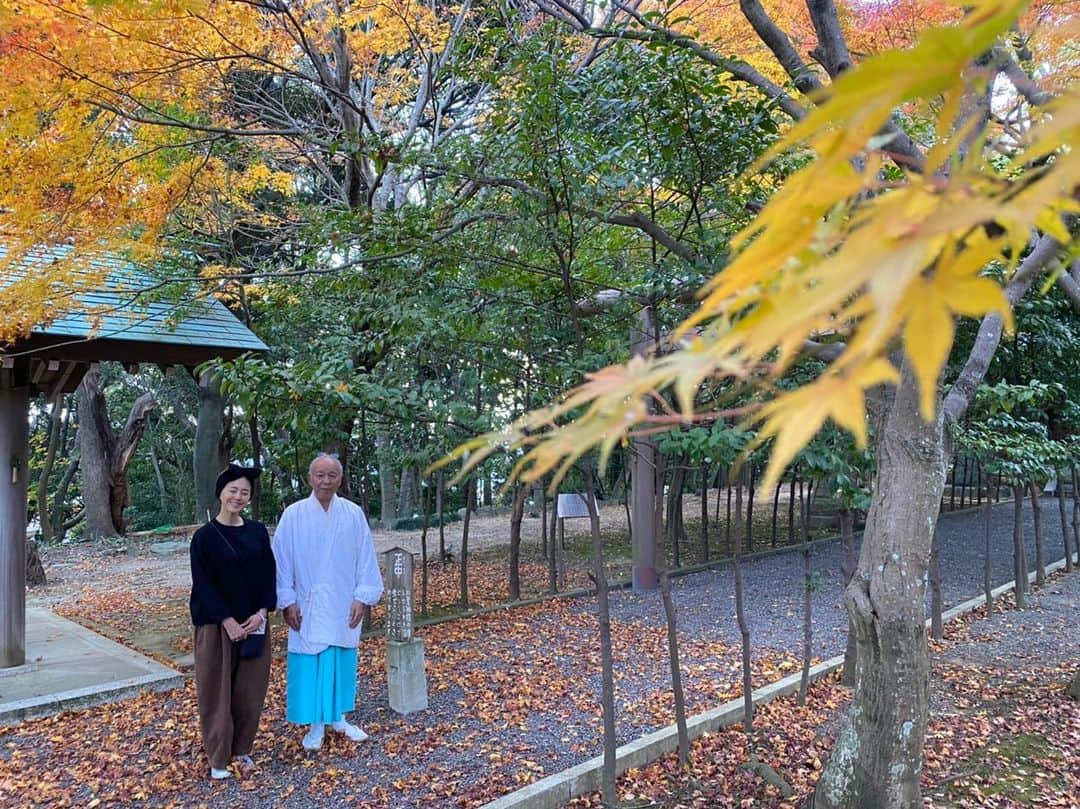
[331,719,369,742]
[210,767,232,780]
[302,724,325,750]
[233,754,254,767]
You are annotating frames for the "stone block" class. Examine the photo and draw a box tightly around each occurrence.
[387,638,428,714]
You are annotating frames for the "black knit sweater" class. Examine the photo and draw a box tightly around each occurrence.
[189,518,276,626]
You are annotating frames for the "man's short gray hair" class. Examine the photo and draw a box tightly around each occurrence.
[308,452,343,476]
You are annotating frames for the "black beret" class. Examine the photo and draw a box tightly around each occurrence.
[214,463,262,498]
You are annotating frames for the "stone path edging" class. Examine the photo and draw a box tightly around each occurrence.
[0,609,184,727]
[479,555,1072,809]
[0,670,183,727]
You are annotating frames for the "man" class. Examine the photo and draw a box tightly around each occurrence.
[272,453,384,751]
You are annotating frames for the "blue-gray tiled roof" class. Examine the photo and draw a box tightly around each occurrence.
[2,245,267,354]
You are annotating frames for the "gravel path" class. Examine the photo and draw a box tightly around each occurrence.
[611,497,1073,662]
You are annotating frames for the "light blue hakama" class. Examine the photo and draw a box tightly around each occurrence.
[285,646,358,724]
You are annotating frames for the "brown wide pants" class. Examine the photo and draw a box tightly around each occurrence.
[193,624,272,770]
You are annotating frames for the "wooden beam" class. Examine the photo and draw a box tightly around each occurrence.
[46,361,79,401]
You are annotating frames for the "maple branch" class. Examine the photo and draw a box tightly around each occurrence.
[942,233,1064,424]
[805,0,854,76]
[739,0,820,94]
[467,172,704,263]
[802,340,846,363]
[532,0,807,121]
[86,100,318,141]
[602,211,700,263]
[573,281,699,315]
[990,46,1054,107]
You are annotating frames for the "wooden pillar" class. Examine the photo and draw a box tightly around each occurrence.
[0,382,29,668]
[630,308,658,592]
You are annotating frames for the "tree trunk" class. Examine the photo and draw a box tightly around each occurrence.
[584,465,617,805]
[733,470,754,731]
[983,501,993,617]
[420,481,430,617]
[540,481,549,559]
[788,475,798,546]
[145,418,168,516]
[508,483,527,601]
[700,462,710,562]
[52,453,79,543]
[326,421,354,497]
[36,397,62,543]
[812,361,947,809]
[459,478,474,608]
[725,484,733,556]
[25,539,46,587]
[248,408,263,521]
[1059,470,1074,572]
[193,370,229,522]
[77,371,118,539]
[660,564,689,765]
[839,509,858,687]
[1071,466,1080,566]
[436,471,446,560]
[1028,480,1046,585]
[1068,671,1080,701]
[1011,485,1028,608]
[798,480,813,706]
[76,367,155,539]
[771,478,782,547]
[377,431,397,523]
[666,461,687,569]
[548,492,559,594]
[745,465,756,552]
[398,466,417,517]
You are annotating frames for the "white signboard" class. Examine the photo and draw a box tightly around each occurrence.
[557,492,597,519]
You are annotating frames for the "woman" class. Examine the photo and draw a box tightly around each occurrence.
[189,464,276,780]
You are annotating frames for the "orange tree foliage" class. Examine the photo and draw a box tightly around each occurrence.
[674,0,1076,93]
[0,0,455,343]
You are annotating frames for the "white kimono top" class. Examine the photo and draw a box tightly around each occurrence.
[272,493,384,655]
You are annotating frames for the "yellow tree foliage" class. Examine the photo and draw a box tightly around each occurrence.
[439,0,1079,492]
[0,0,453,344]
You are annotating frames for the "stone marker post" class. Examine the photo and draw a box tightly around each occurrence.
[384,547,428,714]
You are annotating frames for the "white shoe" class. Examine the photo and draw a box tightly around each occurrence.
[332,719,369,742]
[233,754,254,767]
[210,767,232,780]
[302,724,324,750]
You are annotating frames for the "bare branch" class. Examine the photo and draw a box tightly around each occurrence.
[942,233,1064,423]
[991,46,1054,107]
[739,0,820,94]
[806,0,853,76]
